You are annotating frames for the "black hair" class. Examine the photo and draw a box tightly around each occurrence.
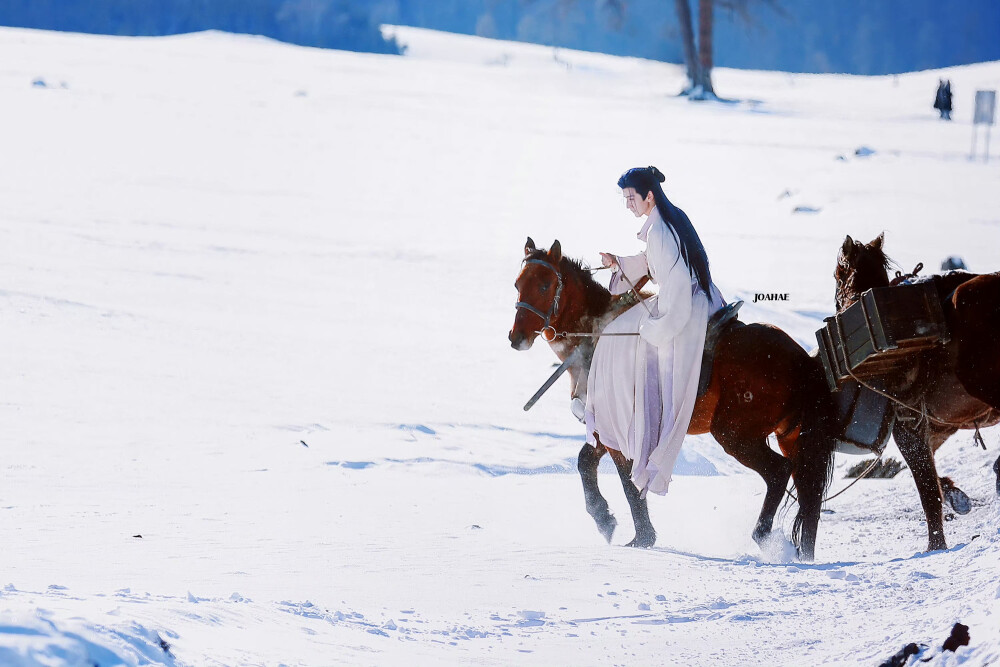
[617,166,712,297]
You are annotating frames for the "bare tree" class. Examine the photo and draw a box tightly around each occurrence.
[674,0,699,93]
[527,0,779,100]
[673,0,782,100]
[694,0,714,97]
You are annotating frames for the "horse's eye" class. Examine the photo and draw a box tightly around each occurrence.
[539,284,549,293]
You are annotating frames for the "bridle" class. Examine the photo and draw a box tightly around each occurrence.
[515,258,639,342]
[515,255,637,415]
[515,258,564,341]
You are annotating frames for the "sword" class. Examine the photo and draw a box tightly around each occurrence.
[604,253,652,316]
[523,345,584,412]
[617,266,653,316]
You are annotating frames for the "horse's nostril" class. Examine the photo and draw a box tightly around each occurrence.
[509,330,532,351]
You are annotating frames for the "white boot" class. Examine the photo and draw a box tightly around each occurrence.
[570,397,586,423]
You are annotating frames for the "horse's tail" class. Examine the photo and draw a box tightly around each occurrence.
[790,357,837,560]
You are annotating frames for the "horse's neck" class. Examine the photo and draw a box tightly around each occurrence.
[577,276,614,331]
[558,264,612,334]
[840,266,889,310]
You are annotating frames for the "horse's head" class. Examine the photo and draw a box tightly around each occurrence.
[835,233,892,311]
[509,237,564,350]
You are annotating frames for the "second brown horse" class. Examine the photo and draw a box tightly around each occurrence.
[835,233,1000,551]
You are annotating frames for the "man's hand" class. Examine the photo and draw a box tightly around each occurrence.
[600,252,618,269]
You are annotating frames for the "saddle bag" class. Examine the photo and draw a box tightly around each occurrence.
[816,281,949,392]
[831,379,895,455]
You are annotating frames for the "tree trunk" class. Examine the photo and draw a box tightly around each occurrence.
[674,0,699,93]
[695,0,715,98]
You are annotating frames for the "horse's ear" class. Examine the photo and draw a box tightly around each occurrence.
[549,239,562,264]
[872,232,884,250]
[524,237,536,257]
[840,235,855,259]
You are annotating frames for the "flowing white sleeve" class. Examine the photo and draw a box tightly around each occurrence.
[638,224,693,346]
[608,252,649,295]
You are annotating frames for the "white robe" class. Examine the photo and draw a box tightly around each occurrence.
[584,207,725,496]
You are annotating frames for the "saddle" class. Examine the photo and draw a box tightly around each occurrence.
[697,300,744,398]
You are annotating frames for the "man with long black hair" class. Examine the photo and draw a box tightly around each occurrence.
[585,166,726,498]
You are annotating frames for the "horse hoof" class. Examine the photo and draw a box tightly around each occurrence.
[751,527,772,546]
[927,535,948,552]
[625,532,656,549]
[598,515,617,543]
[944,487,972,515]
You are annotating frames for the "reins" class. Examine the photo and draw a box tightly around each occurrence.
[538,260,650,340]
[617,265,654,316]
[518,258,643,342]
[536,328,639,340]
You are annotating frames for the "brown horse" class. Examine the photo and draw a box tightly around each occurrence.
[509,238,836,561]
[835,233,1000,551]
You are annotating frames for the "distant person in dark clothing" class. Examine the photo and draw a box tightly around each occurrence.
[934,79,953,120]
[941,256,968,271]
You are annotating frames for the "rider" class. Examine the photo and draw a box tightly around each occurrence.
[585,166,725,497]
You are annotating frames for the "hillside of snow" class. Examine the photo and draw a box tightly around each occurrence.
[1,24,999,666]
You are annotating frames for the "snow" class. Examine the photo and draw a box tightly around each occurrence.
[1,23,999,666]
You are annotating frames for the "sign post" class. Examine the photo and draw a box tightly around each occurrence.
[972,90,996,162]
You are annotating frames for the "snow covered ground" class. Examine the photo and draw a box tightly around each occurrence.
[1,23,999,666]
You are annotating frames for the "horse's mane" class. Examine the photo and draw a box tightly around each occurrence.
[867,244,894,274]
[526,249,614,316]
[565,255,609,295]
[526,250,601,289]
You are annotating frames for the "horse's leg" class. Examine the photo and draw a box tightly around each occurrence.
[994,454,1000,497]
[605,448,656,548]
[715,431,792,547]
[894,422,947,551]
[940,476,972,515]
[927,424,970,515]
[577,441,617,543]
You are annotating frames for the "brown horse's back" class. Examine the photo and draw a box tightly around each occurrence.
[696,323,824,459]
[952,273,1000,409]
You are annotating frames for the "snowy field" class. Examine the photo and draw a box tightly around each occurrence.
[1,23,999,666]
